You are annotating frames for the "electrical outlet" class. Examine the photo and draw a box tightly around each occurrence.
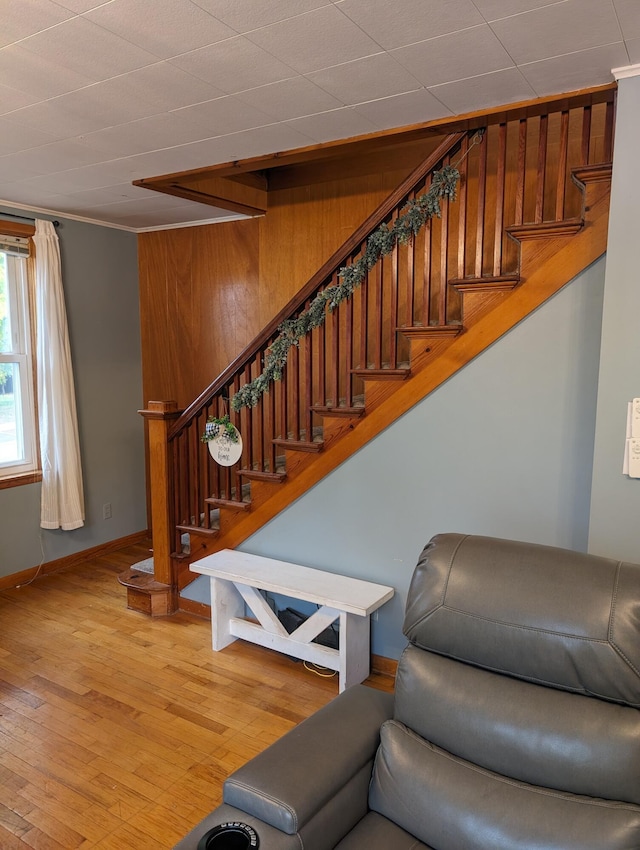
[103,502,112,520]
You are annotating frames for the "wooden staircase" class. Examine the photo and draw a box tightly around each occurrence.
[120,89,615,615]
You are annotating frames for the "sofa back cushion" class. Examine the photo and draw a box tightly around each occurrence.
[403,533,640,706]
[369,719,640,850]
[394,645,640,804]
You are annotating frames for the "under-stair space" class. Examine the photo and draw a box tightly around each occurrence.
[123,87,615,616]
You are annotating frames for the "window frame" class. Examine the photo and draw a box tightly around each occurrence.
[0,245,39,486]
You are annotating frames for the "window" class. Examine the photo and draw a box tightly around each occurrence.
[0,247,37,480]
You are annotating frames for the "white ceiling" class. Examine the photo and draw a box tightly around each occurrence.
[0,0,637,232]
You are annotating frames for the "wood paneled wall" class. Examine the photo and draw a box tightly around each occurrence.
[137,138,439,411]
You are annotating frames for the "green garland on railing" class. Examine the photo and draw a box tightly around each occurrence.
[230,164,460,412]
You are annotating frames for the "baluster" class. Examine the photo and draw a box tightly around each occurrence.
[535,114,548,224]
[290,342,300,441]
[457,135,468,279]
[373,257,383,368]
[389,212,399,367]
[475,129,487,277]
[317,317,326,406]
[331,296,340,403]
[438,155,450,324]
[359,267,368,369]
[604,98,614,162]
[405,206,416,326]
[555,110,569,221]
[422,179,433,325]
[232,375,242,500]
[242,363,253,473]
[493,124,507,276]
[514,118,527,227]
[580,105,592,165]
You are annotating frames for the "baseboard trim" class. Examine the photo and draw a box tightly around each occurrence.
[0,530,150,591]
[179,596,212,619]
[371,653,398,679]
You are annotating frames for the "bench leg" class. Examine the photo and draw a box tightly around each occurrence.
[339,612,370,693]
[209,577,244,650]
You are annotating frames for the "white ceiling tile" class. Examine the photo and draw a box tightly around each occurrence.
[246,6,382,74]
[169,36,296,93]
[192,0,332,32]
[626,36,640,63]
[85,0,236,59]
[236,78,343,121]
[52,0,110,11]
[103,63,225,112]
[307,53,422,105]
[0,187,70,208]
[0,44,96,99]
[18,159,141,194]
[0,118,60,155]
[0,0,74,48]
[173,96,274,137]
[392,25,515,87]
[286,106,378,143]
[472,0,572,20]
[0,140,110,177]
[489,0,623,65]
[338,0,485,50]
[353,88,452,131]
[78,112,216,157]
[614,0,640,40]
[18,16,159,82]
[62,183,152,206]
[0,84,40,115]
[179,122,317,163]
[520,42,626,95]
[428,67,536,114]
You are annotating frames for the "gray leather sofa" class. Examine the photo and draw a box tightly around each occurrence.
[174,532,640,849]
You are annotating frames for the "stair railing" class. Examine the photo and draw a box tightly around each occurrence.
[142,89,615,597]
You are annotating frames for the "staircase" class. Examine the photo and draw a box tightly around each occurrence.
[120,88,615,615]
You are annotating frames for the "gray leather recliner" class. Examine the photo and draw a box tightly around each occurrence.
[174,533,640,849]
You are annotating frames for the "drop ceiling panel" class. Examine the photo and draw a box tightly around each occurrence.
[0,0,74,48]
[428,67,536,114]
[472,0,572,19]
[490,0,623,64]
[191,0,333,33]
[236,77,343,121]
[391,25,515,87]
[286,106,378,143]
[0,44,97,101]
[306,53,423,106]
[245,6,382,74]
[337,0,485,51]
[169,36,296,93]
[85,0,236,59]
[614,0,640,40]
[353,88,452,131]
[520,42,630,95]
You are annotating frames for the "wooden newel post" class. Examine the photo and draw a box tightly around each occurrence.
[139,400,181,595]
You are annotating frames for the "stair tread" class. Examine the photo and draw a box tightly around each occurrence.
[239,468,287,482]
[507,219,583,240]
[273,438,324,453]
[117,568,169,593]
[352,368,410,380]
[205,497,251,511]
[399,324,463,338]
[176,523,219,537]
[313,405,366,418]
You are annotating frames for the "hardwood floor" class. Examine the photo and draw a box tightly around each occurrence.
[0,542,393,849]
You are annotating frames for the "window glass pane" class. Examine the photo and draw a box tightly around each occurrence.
[0,253,11,354]
[0,362,24,464]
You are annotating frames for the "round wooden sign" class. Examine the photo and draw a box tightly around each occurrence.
[207,427,243,466]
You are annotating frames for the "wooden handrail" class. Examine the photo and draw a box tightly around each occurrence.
[169,131,466,438]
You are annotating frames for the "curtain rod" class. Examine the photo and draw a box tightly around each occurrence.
[1,212,60,227]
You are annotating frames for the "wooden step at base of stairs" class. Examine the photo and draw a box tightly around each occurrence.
[239,468,287,482]
[449,275,521,325]
[205,496,251,511]
[351,368,410,380]
[117,568,174,616]
[399,324,462,340]
[312,405,365,418]
[272,438,324,453]
[507,218,583,241]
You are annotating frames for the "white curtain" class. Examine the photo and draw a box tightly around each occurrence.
[33,219,85,530]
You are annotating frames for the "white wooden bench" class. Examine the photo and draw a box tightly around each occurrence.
[190,549,395,692]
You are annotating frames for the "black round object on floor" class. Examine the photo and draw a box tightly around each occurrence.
[197,822,259,850]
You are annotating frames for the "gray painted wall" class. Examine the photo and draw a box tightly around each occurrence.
[0,208,146,579]
[588,73,640,561]
[185,257,606,659]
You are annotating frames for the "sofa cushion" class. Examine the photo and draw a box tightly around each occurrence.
[403,533,640,706]
[369,720,640,850]
[394,645,640,804]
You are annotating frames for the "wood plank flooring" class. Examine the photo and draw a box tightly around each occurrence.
[0,542,393,849]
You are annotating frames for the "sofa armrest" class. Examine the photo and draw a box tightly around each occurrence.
[224,684,393,835]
